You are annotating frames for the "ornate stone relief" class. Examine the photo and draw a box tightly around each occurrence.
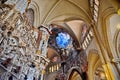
[0,1,43,79]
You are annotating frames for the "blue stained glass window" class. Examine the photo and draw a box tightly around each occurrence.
[56,32,71,49]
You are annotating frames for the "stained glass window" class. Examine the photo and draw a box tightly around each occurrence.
[56,32,71,49]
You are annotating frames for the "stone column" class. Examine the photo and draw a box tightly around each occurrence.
[91,23,120,80]
[37,25,51,80]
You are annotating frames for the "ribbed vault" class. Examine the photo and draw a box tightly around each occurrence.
[29,0,92,45]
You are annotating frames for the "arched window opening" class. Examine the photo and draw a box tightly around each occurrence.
[68,70,82,80]
[26,8,34,27]
[56,32,72,49]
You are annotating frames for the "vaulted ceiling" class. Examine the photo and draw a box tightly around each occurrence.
[29,0,92,47]
[32,0,92,24]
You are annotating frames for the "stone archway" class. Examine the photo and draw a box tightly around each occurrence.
[106,14,120,59]
[87,49,101,80]
[68,70,82,80]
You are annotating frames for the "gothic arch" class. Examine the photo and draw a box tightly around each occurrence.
[26,8,34,27]
[28,1,40,27]
[106,14,120,60]
[68,69,82,80]
[92,0,117,61]
[114,29,120,58]
[87,49,101,80]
